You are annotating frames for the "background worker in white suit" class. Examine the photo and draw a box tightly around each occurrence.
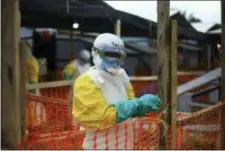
[62,49,91,80]
[72,33,162,149]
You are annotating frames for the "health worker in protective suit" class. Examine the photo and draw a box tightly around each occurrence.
[24,41,40,93]
[72,33,162,149]
[62,49,91,80]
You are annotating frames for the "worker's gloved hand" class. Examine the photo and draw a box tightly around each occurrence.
[136,94,162,116]
[112,94,162,123]
[112,99,139,123]
[63,72,72,80]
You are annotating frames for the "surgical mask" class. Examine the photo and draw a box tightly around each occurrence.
[92,51,123,75]
[100,57,123,75]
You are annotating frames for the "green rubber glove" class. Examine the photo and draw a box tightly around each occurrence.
[112,94,162,123]
[136,94,162,116]
[112,99,139,123]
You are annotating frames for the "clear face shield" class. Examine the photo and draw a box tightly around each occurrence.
[92,45,127,75]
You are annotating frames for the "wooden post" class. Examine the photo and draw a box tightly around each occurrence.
[115,19,121,37]
[1,0,22,149]
[12,0,22,146]
[157,1,170,149]
[217,0,225,149]
[19,40,27,148]
[220,0,225,103]
[169,20,178,149]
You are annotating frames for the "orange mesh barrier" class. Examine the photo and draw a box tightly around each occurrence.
[21,94,162,149]
[176,101,225,149]
[20,93,225,150]
[25,94,75,134]
[40,86,70,99]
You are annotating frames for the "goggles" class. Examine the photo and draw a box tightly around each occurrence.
[92,45,127,62]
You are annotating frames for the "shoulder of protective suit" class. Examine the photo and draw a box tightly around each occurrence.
[86,67,104,88]
[74,72,93,88]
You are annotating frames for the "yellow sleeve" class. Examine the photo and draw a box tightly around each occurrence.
[72,74,117,129]
[126,82,135,99]
[26,56,39,82]
[63,62,76,77]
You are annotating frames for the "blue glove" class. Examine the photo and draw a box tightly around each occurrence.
[112,94,162,123]
[63,72,72,80]
[136,94,162,116]
[112,99,139,123]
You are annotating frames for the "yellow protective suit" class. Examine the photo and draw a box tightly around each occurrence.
[72,67,135,149]
[62,60,76,80]
[73,74,134,129]
[22,40,39,84]
[26,56,39,83]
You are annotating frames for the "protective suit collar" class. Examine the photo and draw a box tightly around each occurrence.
[87,66,130,88]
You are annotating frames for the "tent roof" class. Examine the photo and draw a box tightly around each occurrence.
[207,28,221,34]
[20,0,117,30]
[171,12,195,30]
[20,0,207,41]
[20,0,116,18]
[207,23,221,32]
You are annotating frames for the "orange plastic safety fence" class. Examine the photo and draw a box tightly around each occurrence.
[20,94,163,150]
[40,86,70,99]
[176,102,225,150]
[19,93,224,150]
[81,118,161,150]
[25,94,75,133]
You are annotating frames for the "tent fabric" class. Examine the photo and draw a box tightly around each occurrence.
[20,0,117,31]
[20,0,207,41]
[207,23,221,32]
[170,12,206,41]
[171,12,195,30]
[207,28,221,34]
[20,0,116,19]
